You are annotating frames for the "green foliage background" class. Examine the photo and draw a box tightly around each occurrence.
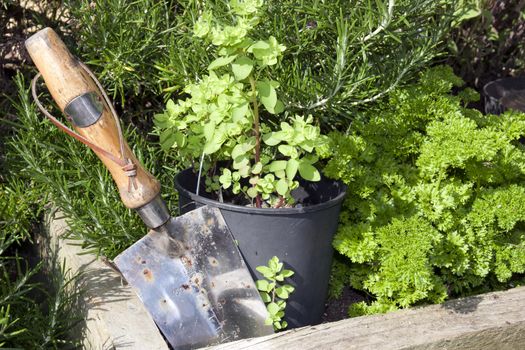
[0,84,83,348]
[325,66,525,315]
[65,0,455,127]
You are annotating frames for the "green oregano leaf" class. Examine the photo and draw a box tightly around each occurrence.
[233,162,249,177]
[256,265,274,279]
[232,56,254,81]
[281,269,294,278]
[268,256,279,271]
[274,99,285,114]
[278,145,295,157]
[298,161,320,181]
[219,169,232,189]
[286,159,299,180]
[268,160,287,172]
[262,132,282,146]
[267,302,280,316]
[166,99,177,116]
[232,103,249,123]
[256,80,277,113]
[247,186,258,198]
[256,280,269,291]
[159,130,177,151]
[239,164,251,177]
[252,162,263,174]
[260,291,271,303]
[275,287,289,299]
[248,40,271,57]
[276,178,288,196]
[208,55,238,71]
[203,122,215,141]
[274,170,285,179]
[232,142,255,159]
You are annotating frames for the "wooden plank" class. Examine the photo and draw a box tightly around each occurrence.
[45,211,169,350]
[209,286,525,350]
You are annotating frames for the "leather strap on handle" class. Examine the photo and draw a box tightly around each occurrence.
[25,27,161,210]
[31,71,138,192]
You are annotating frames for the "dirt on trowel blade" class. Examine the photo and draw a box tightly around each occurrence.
[114,205,273,349]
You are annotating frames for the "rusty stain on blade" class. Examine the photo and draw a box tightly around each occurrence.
[114,206,273,349]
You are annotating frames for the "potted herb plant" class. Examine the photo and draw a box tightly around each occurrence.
[154,0,346,328]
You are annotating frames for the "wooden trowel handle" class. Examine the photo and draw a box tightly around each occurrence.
[25,28,161,212]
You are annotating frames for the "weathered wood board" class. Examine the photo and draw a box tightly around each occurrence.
[208,286,525,350]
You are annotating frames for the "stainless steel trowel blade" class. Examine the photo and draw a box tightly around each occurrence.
[114,205,273,349]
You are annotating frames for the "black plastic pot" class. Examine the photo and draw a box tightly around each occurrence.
[175,168,346,328]
[484,77,525,115]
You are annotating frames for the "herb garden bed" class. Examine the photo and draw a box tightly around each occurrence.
[47,210,525,350]
[5,1,525,348]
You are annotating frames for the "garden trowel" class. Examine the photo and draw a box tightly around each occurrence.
[25,27,272,349]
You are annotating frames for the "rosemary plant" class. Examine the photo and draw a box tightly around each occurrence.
[67,0,456,126]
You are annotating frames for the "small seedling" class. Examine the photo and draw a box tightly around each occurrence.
[256,256,295,331]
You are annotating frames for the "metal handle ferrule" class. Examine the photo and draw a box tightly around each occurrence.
[135,195,170,229]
